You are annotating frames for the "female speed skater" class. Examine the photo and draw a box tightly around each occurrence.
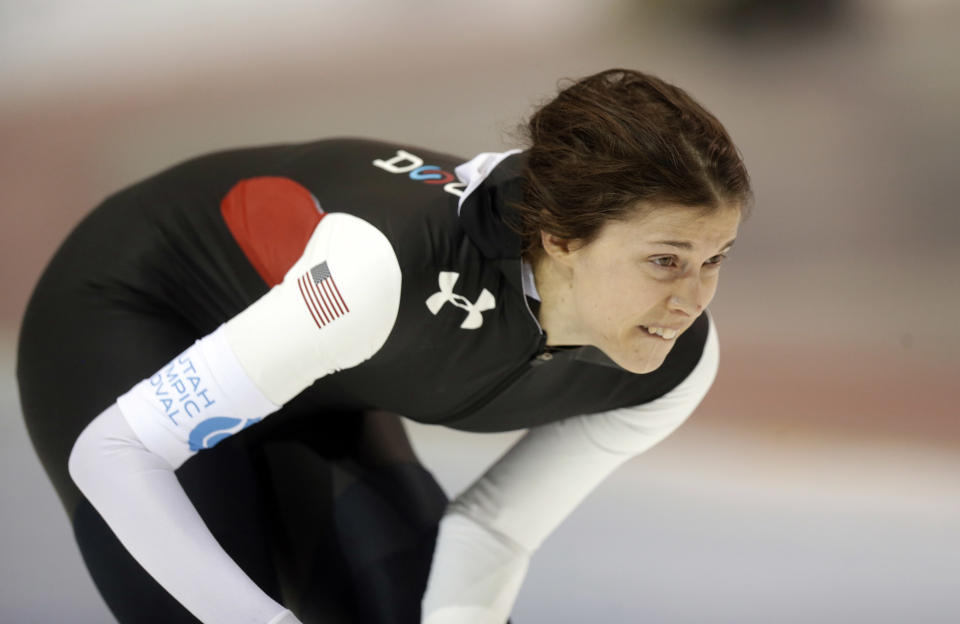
[18,68,751,623]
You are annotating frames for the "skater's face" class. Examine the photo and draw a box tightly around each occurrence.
[540,202,741,374]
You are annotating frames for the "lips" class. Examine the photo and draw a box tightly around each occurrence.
[639,325,679,340]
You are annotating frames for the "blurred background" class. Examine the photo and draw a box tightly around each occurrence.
[1,0,957,622]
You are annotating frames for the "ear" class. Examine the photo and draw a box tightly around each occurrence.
[540,231,583,264]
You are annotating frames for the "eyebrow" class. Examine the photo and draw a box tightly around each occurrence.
[650,238,737,251]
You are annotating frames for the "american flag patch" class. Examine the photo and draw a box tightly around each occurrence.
[297,261,349,329]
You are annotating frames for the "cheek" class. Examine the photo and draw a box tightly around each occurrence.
[571,268,628,330]
[596,277,662,327]
[702,273,721,305]
[571,259,615,301]
[596,272,642,313]
[575,284,614,323]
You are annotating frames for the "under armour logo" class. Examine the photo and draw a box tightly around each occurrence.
[425,271,496,329]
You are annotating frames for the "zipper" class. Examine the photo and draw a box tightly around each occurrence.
[435,331,546,425]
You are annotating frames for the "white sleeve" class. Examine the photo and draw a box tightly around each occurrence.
[69,404,300,624]
[69,213,402,623]
[116,212,403,469]
[421,316,720,624]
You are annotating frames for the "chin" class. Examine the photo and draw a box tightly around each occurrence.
[610,350,670,375]
[621,360,665,375]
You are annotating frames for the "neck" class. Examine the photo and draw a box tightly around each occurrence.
[529,252,586,347]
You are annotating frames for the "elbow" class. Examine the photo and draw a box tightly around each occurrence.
[68,402,154,498]
[68,405,110,497]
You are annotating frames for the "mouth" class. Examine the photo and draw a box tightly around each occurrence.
[639,325,680,340]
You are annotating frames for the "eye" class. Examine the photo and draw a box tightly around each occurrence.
[650,256,678,269]
[704,253,728,267]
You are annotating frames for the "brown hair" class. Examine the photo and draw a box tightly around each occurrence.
[516,68,752,255]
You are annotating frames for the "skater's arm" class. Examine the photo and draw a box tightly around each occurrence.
[70,214,402,623]
[69,403,300,624]
[422,317,720,623]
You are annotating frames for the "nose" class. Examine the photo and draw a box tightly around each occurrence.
[667,274,704,316]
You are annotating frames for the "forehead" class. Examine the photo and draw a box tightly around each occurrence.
[599,203,742,247]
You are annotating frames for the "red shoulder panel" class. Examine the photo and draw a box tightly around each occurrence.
[220,177,325,286]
